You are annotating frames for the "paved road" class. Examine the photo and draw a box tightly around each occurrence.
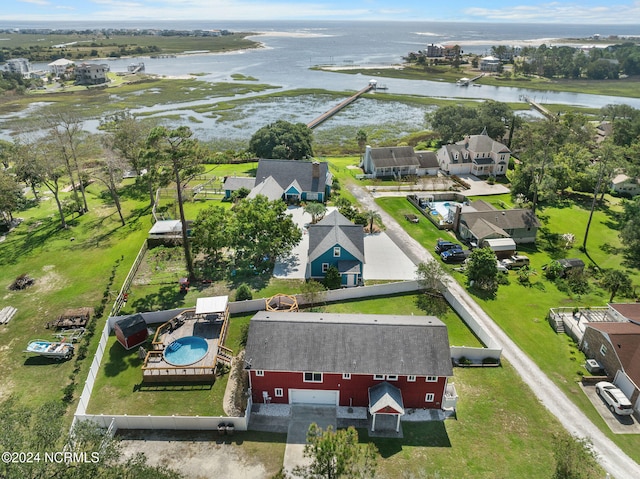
[348,183,640,479]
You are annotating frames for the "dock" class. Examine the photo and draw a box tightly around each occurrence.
[307,83,374,129]
[456,73,484,86]
[523,96,557,121]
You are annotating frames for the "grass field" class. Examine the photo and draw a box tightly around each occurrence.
[376,194,640,464]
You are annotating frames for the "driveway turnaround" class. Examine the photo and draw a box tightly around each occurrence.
[283,405,337,477]
[347,182,640,479]
[273,206,417,281]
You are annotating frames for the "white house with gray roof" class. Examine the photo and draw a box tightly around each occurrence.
[437,131,510,177]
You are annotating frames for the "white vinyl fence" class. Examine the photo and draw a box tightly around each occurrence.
[75,275,502,433]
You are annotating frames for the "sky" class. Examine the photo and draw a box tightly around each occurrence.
[3,0,640,24]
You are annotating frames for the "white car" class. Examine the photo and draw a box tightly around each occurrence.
[595,381,634,416]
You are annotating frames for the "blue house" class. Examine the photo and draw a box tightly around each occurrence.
[307,210,365,287]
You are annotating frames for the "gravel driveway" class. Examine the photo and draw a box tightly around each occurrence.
[348,183,640,479]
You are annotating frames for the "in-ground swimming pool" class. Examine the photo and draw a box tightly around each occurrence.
[163,336,209,366]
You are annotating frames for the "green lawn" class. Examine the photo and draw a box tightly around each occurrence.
[368,364,572,478]
[0,181,151,410]
[376,194,640,464]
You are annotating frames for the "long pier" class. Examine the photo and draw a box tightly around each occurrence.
[307,84,374,129]
[523,95,557,121]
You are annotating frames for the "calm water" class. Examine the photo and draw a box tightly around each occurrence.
[6,20,640,141]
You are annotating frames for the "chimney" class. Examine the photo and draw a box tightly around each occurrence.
[312,160,320,178]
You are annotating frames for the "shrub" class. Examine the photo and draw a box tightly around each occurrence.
[482,357,500,365]
[235,283,253,301]
[323,266,342,290]
[457,356,472,366]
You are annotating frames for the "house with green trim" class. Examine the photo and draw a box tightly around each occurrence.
[307,210,365,287]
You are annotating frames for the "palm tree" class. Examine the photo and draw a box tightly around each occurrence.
[365,209,381,233]
[304,202,327,224]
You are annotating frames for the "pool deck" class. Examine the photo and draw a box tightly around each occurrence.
[142,318,222,383]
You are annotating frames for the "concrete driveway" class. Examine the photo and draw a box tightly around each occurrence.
[283,405,337,477]
[273,206,416,281]
[581,384,640,434]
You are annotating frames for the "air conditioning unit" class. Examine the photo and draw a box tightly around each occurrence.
[585,359,603,374]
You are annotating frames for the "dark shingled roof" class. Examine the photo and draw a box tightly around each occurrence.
[415,150,439,169]
[254,159,329,194]
[245,311,453,377]
[369,146,420,169]
[115,313,147,336]
[308,210,364,263]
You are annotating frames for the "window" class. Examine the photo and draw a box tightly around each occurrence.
[255,370,264,376]
[304,372,323,383]
[407,375,416,382]
[374,374,385,380]
[425,393,435,402]
[600,344,608,356]
[274,388,283,397]
[386,375,398,381]
[322,263,329,273]
[342,373,351,380]
[426,376,438,382]
[333,247,341,257]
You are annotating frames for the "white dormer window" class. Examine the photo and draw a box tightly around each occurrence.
[333,247,341,257]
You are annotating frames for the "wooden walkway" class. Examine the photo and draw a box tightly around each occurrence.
[306,84,374,129]
[523,96,557,121]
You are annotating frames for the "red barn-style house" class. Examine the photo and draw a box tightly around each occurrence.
[245,311,454,417]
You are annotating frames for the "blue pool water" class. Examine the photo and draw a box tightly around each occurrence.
[163,336,208,366]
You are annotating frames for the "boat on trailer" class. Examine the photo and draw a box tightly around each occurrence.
[25,340,74,360]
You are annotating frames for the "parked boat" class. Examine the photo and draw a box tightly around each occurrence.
[25,340,74,360]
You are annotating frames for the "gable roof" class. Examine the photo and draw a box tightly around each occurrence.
[458,133,510,154]
[115,313,147,336]
[245,311,453,377]
[460,208,540,233]
[587,322,640,387]
[254,159,328,194]
[369,146,420,169]
[369,382,405,415]
[248,175,284,201]
[308,210,364,263]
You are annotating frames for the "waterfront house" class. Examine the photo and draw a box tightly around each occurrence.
[74,63,109,85]
[362,146,420,178]
[436,130,510,177]
[48,58,74,77]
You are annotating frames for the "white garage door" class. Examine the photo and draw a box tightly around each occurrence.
[289,389,339,405]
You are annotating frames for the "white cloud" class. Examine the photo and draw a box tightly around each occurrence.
[464,2,640,24]
[19,0,51,6]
